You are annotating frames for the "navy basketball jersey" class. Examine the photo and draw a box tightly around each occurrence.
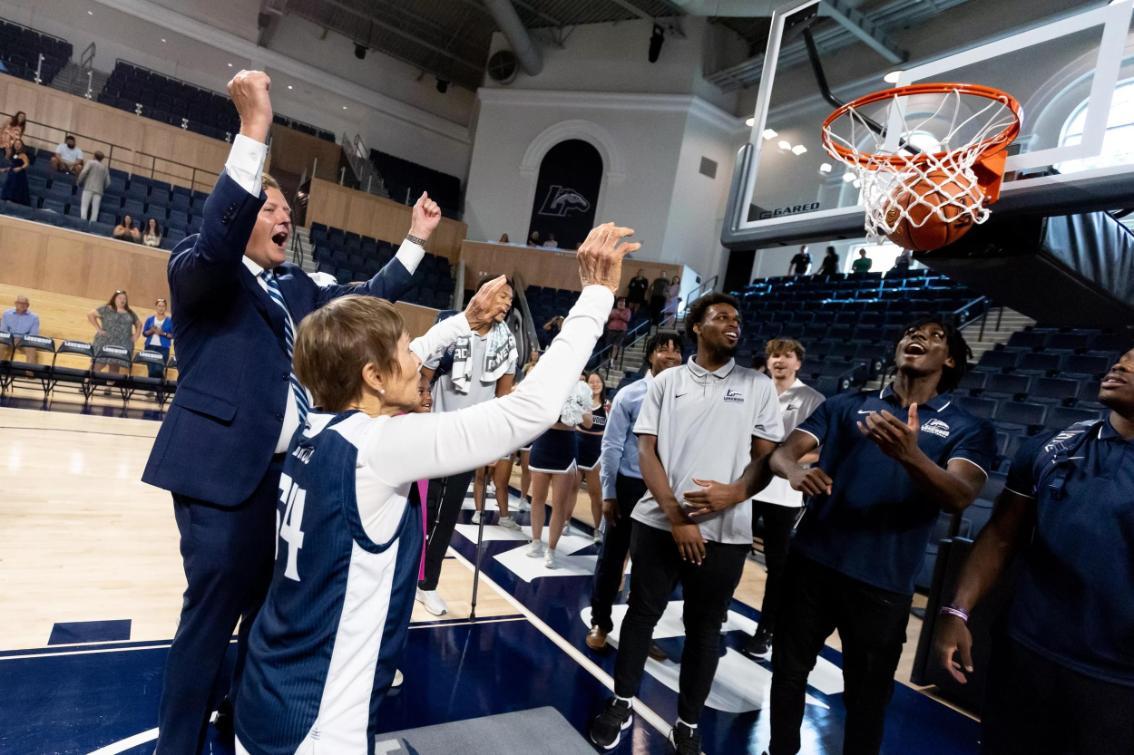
[236,411,423,755]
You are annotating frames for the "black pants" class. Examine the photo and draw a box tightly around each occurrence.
[648,295,665,325]
[157,456,281,754]
[590,474,648,633]
[613,522,748,723]
[981,633,1134,755]
[419,469,474,591]
[751,500,799,634]
[769,555,911,755]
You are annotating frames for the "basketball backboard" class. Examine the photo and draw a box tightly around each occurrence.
[722,0,1134,249]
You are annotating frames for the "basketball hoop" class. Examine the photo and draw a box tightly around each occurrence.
[822,83,1022,251]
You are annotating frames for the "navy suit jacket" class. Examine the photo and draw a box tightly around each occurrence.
[142,173,413,506]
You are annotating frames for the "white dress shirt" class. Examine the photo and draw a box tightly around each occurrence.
[222,134,427,452]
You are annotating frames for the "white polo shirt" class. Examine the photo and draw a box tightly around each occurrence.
[757,378,826,508]
[632,356,784,544]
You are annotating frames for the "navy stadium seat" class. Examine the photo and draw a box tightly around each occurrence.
[995,401,1047,428]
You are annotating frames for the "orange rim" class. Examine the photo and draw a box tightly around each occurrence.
[821,82,1022,169]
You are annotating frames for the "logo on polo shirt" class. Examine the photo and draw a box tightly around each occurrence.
[921,418,950,438]
[724,389,745,404]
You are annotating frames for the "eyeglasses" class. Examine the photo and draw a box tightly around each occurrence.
[114,290,126,295]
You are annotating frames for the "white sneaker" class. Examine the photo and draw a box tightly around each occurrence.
[471,510,482,524]
[562,522,569,536]
[498,515,521,531]
[526,540,545,558]
[593,531,602,545]
[487,483,496,497]
[544,549,558,569]
[518,498,530,512]
[415,588,447,616]
[391,669,404,688]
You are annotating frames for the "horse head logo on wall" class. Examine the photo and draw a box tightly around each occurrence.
[538,185,592,217]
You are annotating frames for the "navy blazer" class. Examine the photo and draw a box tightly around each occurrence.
[142,173,413,506]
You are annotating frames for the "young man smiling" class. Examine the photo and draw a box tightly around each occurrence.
[589,293,784,754]
[765,319,995,755]
[935,346,1134,755]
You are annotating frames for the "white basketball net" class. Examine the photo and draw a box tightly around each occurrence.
[823,88,1019,243]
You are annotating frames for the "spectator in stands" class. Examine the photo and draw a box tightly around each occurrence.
[605,297,632,361]
[892,249,912,272]
[660,275,682,328]
[542,314,565,348]
[627,268,649,313]
[789,246,811,277]
[527,374,594,568]
[528,230,541,246]
[1,139,31,206]
[140,298,173,378]
[766,319,995,755]
[142,217,163,248]
[543,233,559,249]
[648,272,670,325]
[417,275,519,616]
[2,294,41,364]
[818,246,840,277]
[934,346,1134,755]
[113,214,141,243]
[89,289,141,377]
[51,134,83,176]
[0,111,26,152]
[589,293,783,755]
[741,338,825,660]
[77,151,110,222]
[851,248,873,273]
[586,331,683,652]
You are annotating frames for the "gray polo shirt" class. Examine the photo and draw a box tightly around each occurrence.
[425,332,514,413]
[632,356,784,544]
[758,378,826,508]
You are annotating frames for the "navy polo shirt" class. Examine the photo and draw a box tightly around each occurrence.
[793,386,996,595]
[1004,418,1134,687]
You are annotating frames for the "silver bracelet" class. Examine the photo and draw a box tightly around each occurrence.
[406,233,427,246]
[939,605,970,623]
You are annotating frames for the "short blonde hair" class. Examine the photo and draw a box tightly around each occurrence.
[293,295,405,412]
[262,173,281,192]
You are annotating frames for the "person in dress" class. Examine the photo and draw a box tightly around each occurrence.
[88,289,141,376]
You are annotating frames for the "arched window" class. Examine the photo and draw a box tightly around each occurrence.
[527,139,602,251]
[1056,77,1134,173]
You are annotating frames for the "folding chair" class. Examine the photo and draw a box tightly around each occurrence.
[7,334,56,400]
[129,349,169,405]
[90,345,133,401]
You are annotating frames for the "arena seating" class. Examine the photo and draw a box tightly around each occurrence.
[97,61,335,143]
[369,149,462,220]
[734,268,984,397]
[0,150,207,248]
[0,21,71,85]
[309,222,453,309]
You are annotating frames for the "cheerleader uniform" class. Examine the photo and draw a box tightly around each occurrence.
[576,401,607,471]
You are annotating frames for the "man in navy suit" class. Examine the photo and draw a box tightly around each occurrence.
[142,70,443,753]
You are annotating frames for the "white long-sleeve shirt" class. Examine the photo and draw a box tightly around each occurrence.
[304,285,614,543]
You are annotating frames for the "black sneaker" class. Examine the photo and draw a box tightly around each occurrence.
[668,720,701,755]
[741,627,773,659]
[589,696,633,750]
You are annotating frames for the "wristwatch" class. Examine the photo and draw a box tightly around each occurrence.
[406,233,427,246]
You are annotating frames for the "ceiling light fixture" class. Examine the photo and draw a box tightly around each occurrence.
[792,144,808,155]
[777,139,792,151]
[819,162,833,173]
[762,128,778,140]
[745,117,755,127]
[883,70,903,84]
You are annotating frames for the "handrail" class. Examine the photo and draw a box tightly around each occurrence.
[588,316,651,380]
[4,111,220,193]
[511,272,541,382]
[340,132,386,197]
[81,43,97,99]
[682,273,719,311]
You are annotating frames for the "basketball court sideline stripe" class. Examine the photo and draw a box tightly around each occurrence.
[87,726,159,755]
[446,547,672,738]
[0,617,526,661]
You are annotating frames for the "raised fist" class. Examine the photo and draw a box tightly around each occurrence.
[409,191,442,241]
[228,70,272,144]
[576,223,641,293]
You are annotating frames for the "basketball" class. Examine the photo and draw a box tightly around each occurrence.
[881,170,982,252]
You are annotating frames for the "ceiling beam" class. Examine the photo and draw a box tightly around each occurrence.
[511,0,567,29]
[606,0,652,21]
[820,0,905,64]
